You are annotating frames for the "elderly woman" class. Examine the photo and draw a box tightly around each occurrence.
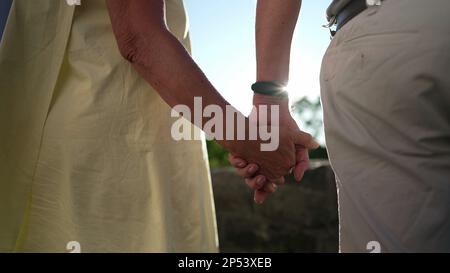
[0,0,316,252]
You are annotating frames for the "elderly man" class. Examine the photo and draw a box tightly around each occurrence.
[235,0,450,252]
[0,0,316,252]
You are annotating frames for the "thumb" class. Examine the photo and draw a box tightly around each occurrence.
[294,146,310,182]
[293,130,320,150]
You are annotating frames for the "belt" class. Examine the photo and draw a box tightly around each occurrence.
[327,0,383,37]
[335,0,368,32]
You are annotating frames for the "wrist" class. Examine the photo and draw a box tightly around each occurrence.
[216,116,252,154]
[251,81,288,97]
[253,93,290,114]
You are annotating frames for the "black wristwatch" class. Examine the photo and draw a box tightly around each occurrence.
[251,81,288,97]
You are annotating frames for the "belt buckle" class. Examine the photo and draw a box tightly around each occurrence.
[366,0,382,6]
[324,0,383,38]
[322,15,337,39]
[66,0,81,6]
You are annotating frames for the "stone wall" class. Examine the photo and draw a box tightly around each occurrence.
[210,162,338,253]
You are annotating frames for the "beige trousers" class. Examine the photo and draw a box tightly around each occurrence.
[321,0,450,252]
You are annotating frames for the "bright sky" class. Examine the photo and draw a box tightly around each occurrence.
[184,0,331,115]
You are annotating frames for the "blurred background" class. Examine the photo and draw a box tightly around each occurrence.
[184,0,339,253]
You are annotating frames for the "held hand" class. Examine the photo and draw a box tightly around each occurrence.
[227,93,317,204]
[249,93,316,181]
[228,153,281,204]
[229,145,310,204]
[224,118,315,181]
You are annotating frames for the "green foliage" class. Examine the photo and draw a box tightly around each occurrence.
[291,97,323,140]
[206,140,231,168]
[309,146,328,159]
[291,97,328,159]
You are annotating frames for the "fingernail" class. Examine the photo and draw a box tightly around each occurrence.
[256,177,265,187]
[312,140,320,149]
[295,171,305,183]
[249,165,258,173]
[237,161,245,168]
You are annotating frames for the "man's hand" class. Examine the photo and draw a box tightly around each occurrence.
[251,93,315,180]
[229,93,316,204]
[220,106,317,182]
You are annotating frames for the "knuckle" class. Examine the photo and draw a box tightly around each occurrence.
[245,181,254,189]
[304,133,313,142]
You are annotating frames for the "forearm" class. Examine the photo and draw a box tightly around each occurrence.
[132,32,251,150]
[131,30,228,124]
[106,0,244,150]
[255,0,301,84]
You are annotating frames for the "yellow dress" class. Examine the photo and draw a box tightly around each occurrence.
[0,0,218,252]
